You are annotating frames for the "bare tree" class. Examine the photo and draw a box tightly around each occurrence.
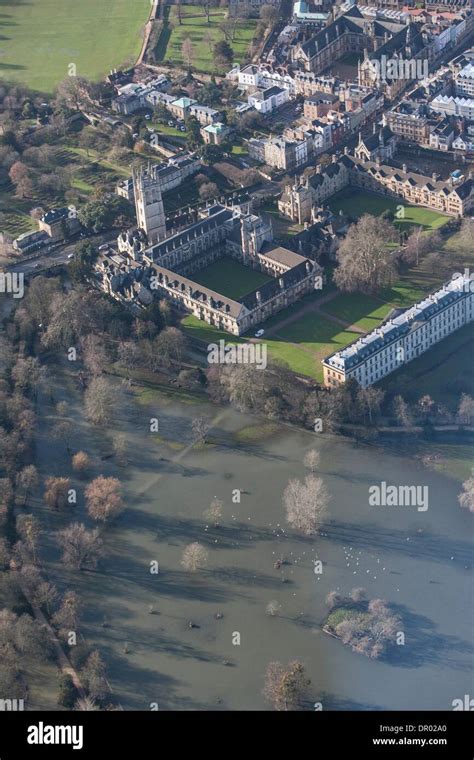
[56,523,103,570]
[192,416,210,444]
[181,37,195,70]
[16,465,39,506]
[52,590,82,636]
[84,376,115,426]
[72,451,90,474]
[458,477,474,513]
[181,542,209,572]
[16,514,40,562]
[393,395,413,428]
[74,697,100,711]
[457,394,474,425]
[265,600,282,616]
[303,449,320,473]
[283,474,329,535]
[85,476,123,523]
[263,660,310,711]
[204,497,223,526]
[43,477,71,510]
[334,215,397,294]
[82,334,110,376]
[81,650,107,701]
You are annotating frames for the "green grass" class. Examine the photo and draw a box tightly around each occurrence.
[0,0,150,93]
[326,606,371,629]
[155,5,256,73]
[328,190,450,233]
[323,293,393,332]
[181,314,246,345]
[192,257,272,300]
[267,315,361,382]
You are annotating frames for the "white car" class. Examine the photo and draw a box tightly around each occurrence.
[180,126,186,132]
[168,120,175,127]
[67,253,74,260]
[254,329,265,338]
[145,114,151,120]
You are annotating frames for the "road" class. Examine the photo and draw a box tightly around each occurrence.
[6,231,117,276]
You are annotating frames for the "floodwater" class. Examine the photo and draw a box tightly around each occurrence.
[33,368,473,711]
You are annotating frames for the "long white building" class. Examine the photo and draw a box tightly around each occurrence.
[323,273,474,388]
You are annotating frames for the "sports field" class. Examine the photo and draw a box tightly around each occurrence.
[192,257,272,301]
[0,0,149,92]
[328,190,450,233]
[155,5,256,73]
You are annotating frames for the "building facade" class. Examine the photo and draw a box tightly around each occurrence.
[323,273,474,387]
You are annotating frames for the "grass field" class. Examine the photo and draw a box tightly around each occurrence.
[323,293,393,332]
[266,315,361,382]
[0,0,149,93]
[192,257,272,300]
[328,190,450,233]
[155,5,256,73]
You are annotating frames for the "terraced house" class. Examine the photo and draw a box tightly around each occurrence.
[323,272,474,387]
[279,151,474,222]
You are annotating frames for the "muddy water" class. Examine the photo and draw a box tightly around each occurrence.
[34,373,473,711]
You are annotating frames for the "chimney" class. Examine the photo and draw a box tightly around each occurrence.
[332,154,337,163]
[279,277,284,289]
[432,171,438,181]
[373,122,377,135]
[402,163,407,173]
[344,146,349,155]
[256,290,261,302]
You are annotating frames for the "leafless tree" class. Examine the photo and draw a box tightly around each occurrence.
[72,451,90,474]
[16,465,39,506]
[181,37,195,70]
[303,449,320,473]
[16,514,40,562]
[52,590,82,636]
[85,476,123,523]
[192,417,210,444]
[204,497,223,526]
[393,395,413,428]
[181,542,209,572]
[283,474,329,535]
[265,600,282,616]
[56,523,103,571]
[81,650,107,701]
[84,376,115,426]
[457,394,474,425]
[263,660,310,711]
[334,215,397,294]
[43,477,71,510]
[458,477,474,513]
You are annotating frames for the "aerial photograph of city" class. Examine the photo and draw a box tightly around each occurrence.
[0,0,472,753]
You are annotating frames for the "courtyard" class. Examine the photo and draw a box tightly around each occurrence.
[192,257,272,301]
[328,189,450,233]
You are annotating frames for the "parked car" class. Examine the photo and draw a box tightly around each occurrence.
[145,114,151,120]
[67,253,74,260]
[254,329,265,338]
[98,244,109,251]
[180,126,186,132]
[168,120,175,127]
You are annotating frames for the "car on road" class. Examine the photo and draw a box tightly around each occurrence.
[254,329,265,338]
[98,244,109,251]
[33,263,41,269]
[67,253,75,260]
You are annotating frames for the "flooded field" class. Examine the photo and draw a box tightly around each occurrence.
[31,365,473,711]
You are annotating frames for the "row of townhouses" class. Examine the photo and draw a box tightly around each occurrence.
[323,272,474,387]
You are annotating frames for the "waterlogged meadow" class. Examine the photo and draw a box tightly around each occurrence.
[30,362,473,710]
